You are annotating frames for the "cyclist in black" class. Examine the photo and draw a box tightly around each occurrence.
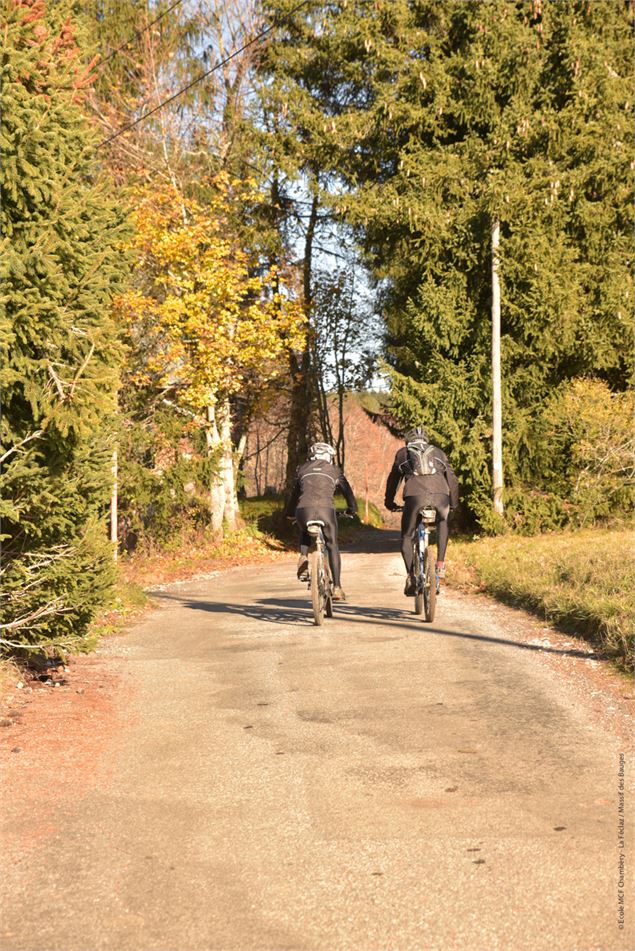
[285,442,357,602]
[384,427,459,595]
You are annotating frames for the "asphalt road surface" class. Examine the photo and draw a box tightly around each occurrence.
[1,534,633,951]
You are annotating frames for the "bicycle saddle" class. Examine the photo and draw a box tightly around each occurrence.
[307,520,325,532]
[418,508,437,523]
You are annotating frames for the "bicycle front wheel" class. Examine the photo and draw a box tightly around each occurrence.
[309,549,325,626]
[423,548,436,622]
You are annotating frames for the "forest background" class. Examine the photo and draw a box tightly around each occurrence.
[1,0,633,661]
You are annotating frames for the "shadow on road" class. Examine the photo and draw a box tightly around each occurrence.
[339,527,402,553]
[150,590,601,660]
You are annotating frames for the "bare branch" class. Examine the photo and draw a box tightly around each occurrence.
[47,363,66,400]
[0,431,44,466]
[161,398,207,427]
[68,341,96,399]
[0,598,72,632]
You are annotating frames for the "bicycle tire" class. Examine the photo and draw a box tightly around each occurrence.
[324,562,334,618]
[413,544,424,616]
[423,548,436,622]
[309,549,324,626]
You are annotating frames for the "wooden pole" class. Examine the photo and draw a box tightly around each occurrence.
[110,448,118,561]
[491,217,504,516]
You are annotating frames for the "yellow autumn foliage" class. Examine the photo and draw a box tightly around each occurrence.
[116,178,305,411]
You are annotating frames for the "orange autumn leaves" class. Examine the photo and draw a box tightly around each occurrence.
[116,177,305,412]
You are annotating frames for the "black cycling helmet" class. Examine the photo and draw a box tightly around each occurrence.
[309,441,336,461]
[405,426,429,444]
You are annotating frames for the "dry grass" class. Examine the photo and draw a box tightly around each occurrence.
[119,524,287,590]
[0,659,24,706]
[449,527,633,670]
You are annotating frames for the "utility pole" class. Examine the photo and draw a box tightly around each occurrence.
[491,218,504,516]
[110,448,118,561]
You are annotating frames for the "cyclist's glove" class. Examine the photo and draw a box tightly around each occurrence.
[385,501,399,512]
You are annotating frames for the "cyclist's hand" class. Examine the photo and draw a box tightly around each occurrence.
[385,502,401,512]
[345,507,356,517]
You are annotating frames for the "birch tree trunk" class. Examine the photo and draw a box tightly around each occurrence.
[218,399,239,531]
[206,404,225,535]
[491,217,504,516]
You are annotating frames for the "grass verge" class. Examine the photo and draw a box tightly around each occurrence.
[239,494,384,541]
[449,527,633,671]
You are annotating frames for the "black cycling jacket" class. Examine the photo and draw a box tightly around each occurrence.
[384,445,459,510]
[285,459,357,514]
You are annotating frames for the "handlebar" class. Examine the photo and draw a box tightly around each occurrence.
[287,511,355,525]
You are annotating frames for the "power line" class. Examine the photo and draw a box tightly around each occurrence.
[97,0,311,150]
[90,0,187,76]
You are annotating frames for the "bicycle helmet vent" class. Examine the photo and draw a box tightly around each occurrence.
[309,442,336,461]
[404,426,429,444]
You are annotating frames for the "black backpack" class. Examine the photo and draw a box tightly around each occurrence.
[404,440,437,477]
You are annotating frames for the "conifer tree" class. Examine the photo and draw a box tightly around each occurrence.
[260,0,634,529]
[0,0,129,651]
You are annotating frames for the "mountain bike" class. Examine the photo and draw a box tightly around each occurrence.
[306,519,332,626]
[396,505,439,622]
[303,512,353,626]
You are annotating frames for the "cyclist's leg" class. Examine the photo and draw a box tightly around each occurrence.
[433,498,451,562]
[294,508,313,578]
[400,497,421,572]
[295,508,313,551]
[320,508,341,587]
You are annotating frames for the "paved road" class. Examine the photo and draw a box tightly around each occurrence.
[1,536,633,951]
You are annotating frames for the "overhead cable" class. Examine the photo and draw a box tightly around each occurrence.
[91,0,187,75]
[97,0,311,149]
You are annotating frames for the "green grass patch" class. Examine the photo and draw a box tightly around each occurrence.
[239,494,383,542]
[450,528,633,670]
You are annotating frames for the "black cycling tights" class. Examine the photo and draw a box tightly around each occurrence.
[400,495,450,572]
[295,506,341,587]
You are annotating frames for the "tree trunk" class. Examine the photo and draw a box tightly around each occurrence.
[206,404,225,535]
[285,193,319,489]
[491,217,504,516]
[219,399,239,531]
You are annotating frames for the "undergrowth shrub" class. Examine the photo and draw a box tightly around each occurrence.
[473,379,633,535]
[118,410,215,550]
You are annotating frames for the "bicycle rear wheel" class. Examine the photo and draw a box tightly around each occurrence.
[413,546,424,616]
[309,549,324,626]
[324,564,334,618]
[423,548,436,622]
